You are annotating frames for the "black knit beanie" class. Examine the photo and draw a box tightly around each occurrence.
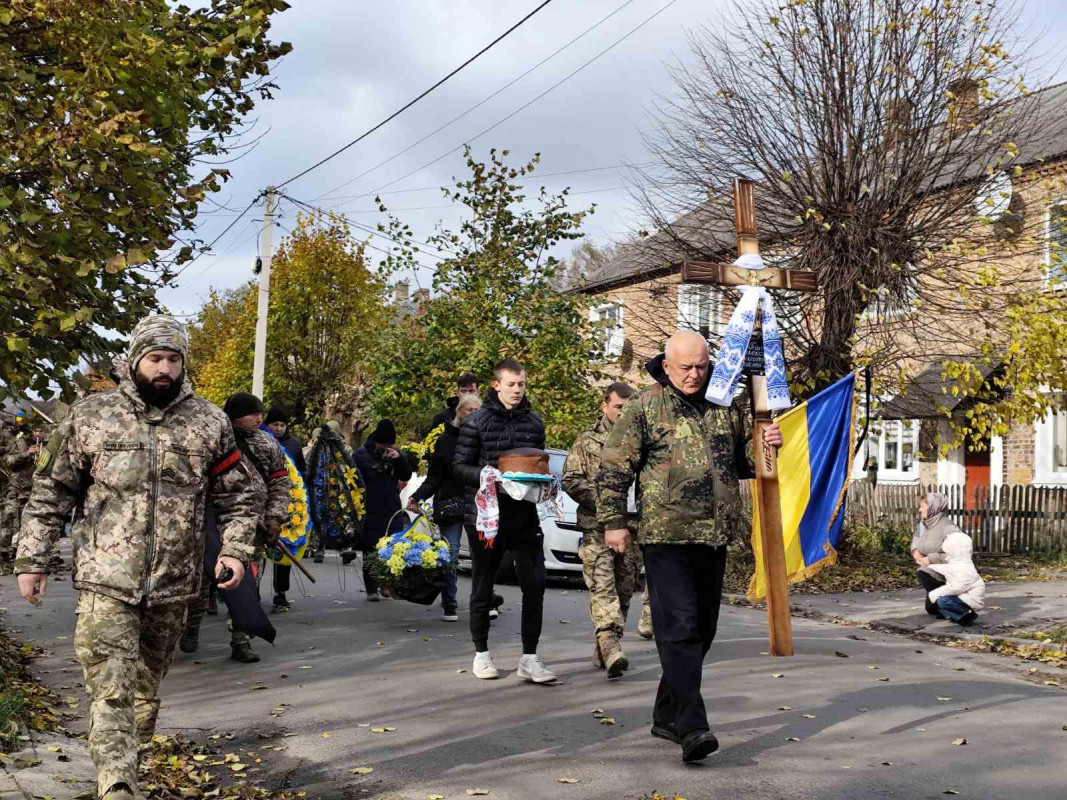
[223,392,265,421]
[265,405,290,426]
[369,419,397,446]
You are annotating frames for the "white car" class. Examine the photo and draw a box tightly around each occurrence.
[457,448,584,577]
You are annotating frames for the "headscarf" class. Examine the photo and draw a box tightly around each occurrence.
[925,491,949,523]
[126,315,189,375]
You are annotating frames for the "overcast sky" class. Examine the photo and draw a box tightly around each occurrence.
[158,0,1067,317]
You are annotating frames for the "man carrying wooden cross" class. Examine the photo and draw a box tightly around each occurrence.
[598,331,783,763]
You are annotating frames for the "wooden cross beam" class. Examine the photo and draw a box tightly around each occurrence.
[681,179,819,658]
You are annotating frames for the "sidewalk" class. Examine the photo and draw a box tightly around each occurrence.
[0,733,95,800]
[783,578,1067,640]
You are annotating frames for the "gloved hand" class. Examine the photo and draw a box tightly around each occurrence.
[265,521,283,547]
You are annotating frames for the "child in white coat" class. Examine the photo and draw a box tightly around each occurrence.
[926,531,985,626]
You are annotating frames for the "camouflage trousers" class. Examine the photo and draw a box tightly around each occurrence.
[579,532,645,635]
[74,591,186,797]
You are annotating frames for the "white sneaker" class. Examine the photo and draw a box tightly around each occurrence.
[473,651,500,680]
[489,608,499,620]
[441,611,459,622]
[517,654,558,684]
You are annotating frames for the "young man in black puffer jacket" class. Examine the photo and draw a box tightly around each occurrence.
[453,359,556,684]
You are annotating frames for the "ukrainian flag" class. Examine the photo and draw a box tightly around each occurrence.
[748,372,857,601]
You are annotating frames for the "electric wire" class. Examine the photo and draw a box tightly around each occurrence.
[275,0,558,190]
[313,0,642,202]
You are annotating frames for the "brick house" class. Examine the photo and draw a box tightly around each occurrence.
[578,82,1067,496]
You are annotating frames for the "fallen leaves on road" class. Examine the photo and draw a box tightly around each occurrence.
[599,717,616,725]
[802,714,816,719]
[785,737,800,742]
[467,789,490,796]
[772,673,785,678]
[952,738,968,746]
[350,767,374,775]
[834,651,849,658]
[937,697,953,702]
[558,777,580,784]
[945,636,1067,669]
[777,706,792,711]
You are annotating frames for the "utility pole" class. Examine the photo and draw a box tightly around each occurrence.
[252,187,277,398]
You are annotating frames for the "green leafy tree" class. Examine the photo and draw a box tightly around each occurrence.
[0,0,291,399]
[189,215,389,423]
[372,148,605,446]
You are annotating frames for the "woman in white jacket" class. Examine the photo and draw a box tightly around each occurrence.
[926,531,985,626]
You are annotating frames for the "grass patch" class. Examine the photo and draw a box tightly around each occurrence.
[0,618,67,753]
[0,692,26,752]
[1015,627,1067,645]
[724,546,917,596]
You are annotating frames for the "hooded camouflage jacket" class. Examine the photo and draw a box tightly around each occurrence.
[15,315,259,606]
[563,415,636,536]
[597,354,753,547]
[2,428,36,495]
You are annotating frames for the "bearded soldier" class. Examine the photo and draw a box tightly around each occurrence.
[15,315,258,800]
[562,382,652,680]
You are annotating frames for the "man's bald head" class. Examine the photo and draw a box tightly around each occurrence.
[663,331,711,396]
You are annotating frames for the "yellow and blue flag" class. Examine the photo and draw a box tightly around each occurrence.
[749,372,857,601]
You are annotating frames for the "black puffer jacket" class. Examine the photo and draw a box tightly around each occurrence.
[411,422,465,523]
[453,390,546,531]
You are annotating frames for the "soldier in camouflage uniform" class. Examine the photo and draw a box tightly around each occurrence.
[563,382,651,679]
[180,392,290,663]
[598,331,782,764]
[1,420,39,574]
[0,420,18,574]
[15,315,258,800]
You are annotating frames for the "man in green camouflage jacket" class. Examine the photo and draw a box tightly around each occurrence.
[181,391,291,663]
[598,331,782,764]
[563,381,651,680]
[15,314,258,800]
[0,419,39,573]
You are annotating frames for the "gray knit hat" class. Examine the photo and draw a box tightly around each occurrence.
[126,315,189,374]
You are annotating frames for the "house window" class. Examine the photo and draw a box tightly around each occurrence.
[590,302,624,357]
[677,284,721,340]
[870,419,919,480]
[1034,393,1067,484]
[1046,203,1067,288]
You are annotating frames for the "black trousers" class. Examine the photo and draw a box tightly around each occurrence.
[642,543,727,738]
[273,563,291,594]
[468,524,545,653]
[918,569,946,615]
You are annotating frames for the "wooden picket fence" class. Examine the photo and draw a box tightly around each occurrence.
[737,480,1067,554]
[847,482,1067,555]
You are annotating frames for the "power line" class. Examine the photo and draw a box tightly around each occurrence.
[159,195,261,287]
[330,0,682,213]
[275,0,558,190]
[313,0,642,202]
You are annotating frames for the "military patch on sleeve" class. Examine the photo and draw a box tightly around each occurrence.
[35,429,64,477]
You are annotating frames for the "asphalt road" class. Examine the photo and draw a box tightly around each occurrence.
[5,551,1066,800]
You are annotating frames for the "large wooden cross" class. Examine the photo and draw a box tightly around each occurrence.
[681,179,818,657]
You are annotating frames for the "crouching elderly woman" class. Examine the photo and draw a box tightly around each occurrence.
[911,492,957,617]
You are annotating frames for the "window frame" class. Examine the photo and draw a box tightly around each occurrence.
[1044,200,1067,290]
[1034,392,1067,485]
[870,418,921,482]
[590,301,625,358]
[676,283,723,341]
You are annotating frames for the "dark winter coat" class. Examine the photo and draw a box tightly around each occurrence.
[428,396,460,434]
[353,441,413,549]
[412,422,466,523]
[278,433,307,476]
[453,389,546,531]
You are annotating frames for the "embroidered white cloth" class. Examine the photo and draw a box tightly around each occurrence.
[705,256,792,411]
[474,466,563,546]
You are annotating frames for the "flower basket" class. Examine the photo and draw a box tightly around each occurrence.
[365,509,450,605]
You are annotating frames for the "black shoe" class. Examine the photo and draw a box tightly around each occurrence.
[230,642,260,663]
[273,592,290,610]
[958,611,978,626]
[179,629,199,654]
[313,551,325,564]
[651,723,681,744]
[681,730,720,763]
[341,550,358,565]
[491,593,504,610]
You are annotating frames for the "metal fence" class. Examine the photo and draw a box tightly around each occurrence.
[847,482,1067,555]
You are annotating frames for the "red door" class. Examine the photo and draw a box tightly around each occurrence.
[964,446,991,529]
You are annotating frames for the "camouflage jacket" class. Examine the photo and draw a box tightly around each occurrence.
[234,426,291,531]
[2,429,36,495]
[563,415,636,536]
[15,378,260,606]
[597,354,754,547]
